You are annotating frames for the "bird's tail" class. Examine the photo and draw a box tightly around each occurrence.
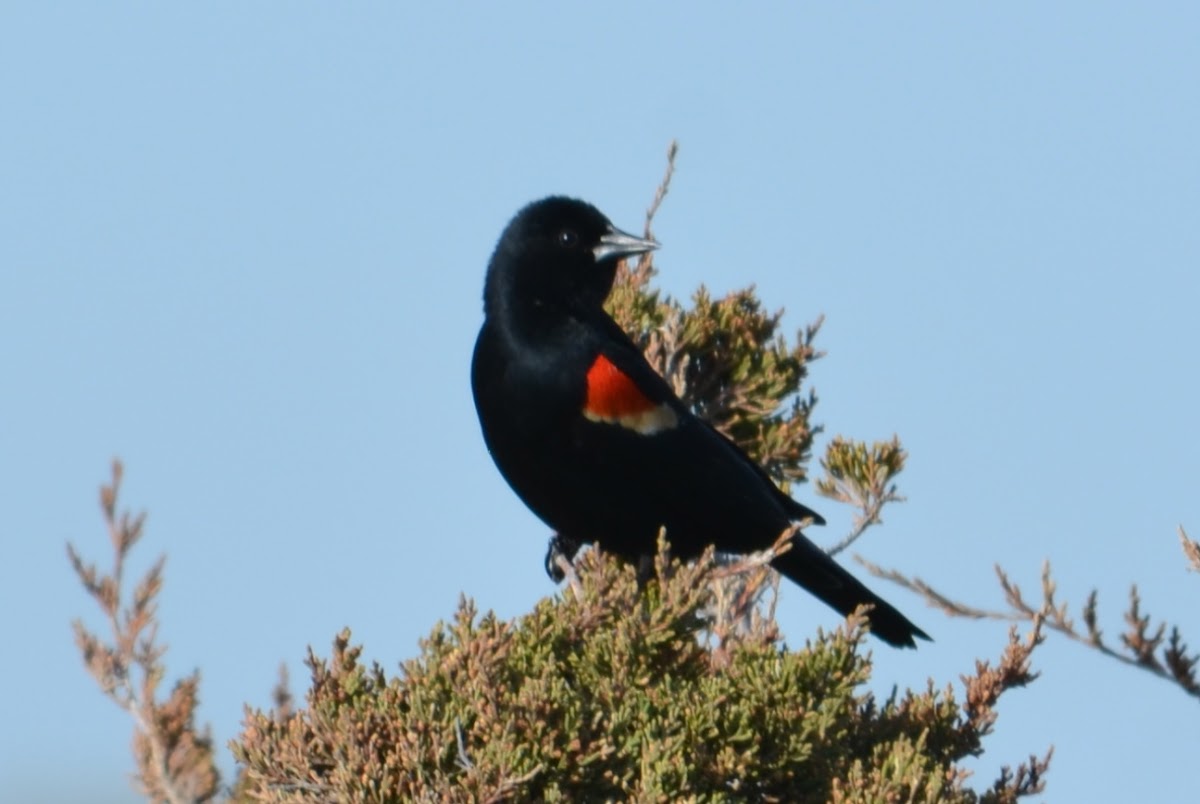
[771,541,930,649]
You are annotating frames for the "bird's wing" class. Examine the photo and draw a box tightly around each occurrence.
[583,313,826,527]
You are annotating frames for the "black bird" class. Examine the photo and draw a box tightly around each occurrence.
[471,197,929,648]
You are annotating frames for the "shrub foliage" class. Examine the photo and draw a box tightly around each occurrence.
[233,544,1046,803]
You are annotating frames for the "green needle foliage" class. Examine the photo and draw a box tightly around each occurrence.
[233,544,1046,803]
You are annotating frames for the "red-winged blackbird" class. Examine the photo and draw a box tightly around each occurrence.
[471,196,929,648]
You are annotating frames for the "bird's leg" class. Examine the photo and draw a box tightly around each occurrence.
[544,533,585,602]
[545,532,583,579]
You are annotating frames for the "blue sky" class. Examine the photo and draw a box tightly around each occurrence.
[3,3,1197,801]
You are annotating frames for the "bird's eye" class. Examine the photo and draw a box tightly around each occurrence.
[557,229,579,248]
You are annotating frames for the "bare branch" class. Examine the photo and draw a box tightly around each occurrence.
[68,461,219,803]
[705,525,804,664]
[985,747,1054,802]
[644,139,678,240]
[859,548,1200,701]
[855,555,1009,621]
[826,486,901,558]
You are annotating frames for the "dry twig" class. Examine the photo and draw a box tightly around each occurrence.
[858,549,1200,701]
[68,460,220,803]
[644,139,678,241]
[705,525,806,664]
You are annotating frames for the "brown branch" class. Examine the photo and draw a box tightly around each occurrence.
[963,620,1046,741]
[706,525,807,664]
[857,550,1200,701]
[985,747,1054,802]
[68,460,219,803]
[644,139,678,240]
[825,484,903,558]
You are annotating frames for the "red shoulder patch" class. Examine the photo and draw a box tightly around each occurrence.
[584,354,656,418]
[583,354,678,434]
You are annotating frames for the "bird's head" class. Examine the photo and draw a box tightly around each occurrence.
[484,196,659,317]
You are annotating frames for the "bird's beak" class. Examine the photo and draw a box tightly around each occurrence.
[594,226,660,263]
